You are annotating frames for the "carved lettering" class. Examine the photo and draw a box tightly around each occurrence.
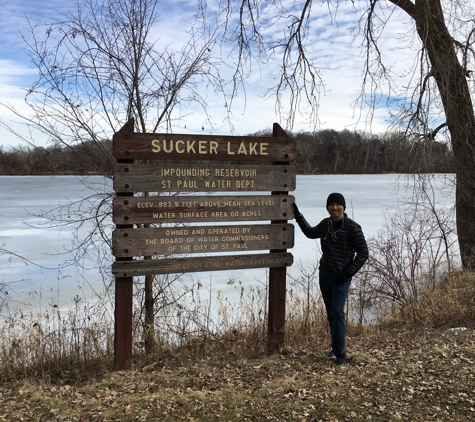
[211,211,228,217]
[235,180,255,189]
[214,168,258,177]
[204,180,232,189]
[137,202,154,208]
[178,211,208,218]
[161,168,210,177]
[153,212,176,219]
[177,180,198,188]
[160,237,184,244]
[242,210,262,217]
[151,139,270,156]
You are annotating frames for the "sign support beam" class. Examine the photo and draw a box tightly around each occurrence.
[267,123,291,354]
[114,118,134,370]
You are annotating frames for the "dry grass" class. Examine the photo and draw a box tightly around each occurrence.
[381,270,475,330]
[0,271,474,420]
[0,302,114,384]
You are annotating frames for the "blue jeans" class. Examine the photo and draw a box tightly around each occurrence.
[319,272,351,358]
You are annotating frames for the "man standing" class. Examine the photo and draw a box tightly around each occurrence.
[293,193,368,365]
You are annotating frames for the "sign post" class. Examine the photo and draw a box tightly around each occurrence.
[268,123,292,353]
[112,119,296,369]
[113,120,134,371]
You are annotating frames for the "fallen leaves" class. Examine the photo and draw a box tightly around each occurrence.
[0,329,474,421]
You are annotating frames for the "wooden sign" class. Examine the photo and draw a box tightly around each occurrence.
[113,163,296,193]
[112,121,295,369]
[113,194,295,224]
[112,252,294,277]
[113,133,295,162]
[113,223,294,258]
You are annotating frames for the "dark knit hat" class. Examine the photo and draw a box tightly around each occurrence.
[326,193,346,210]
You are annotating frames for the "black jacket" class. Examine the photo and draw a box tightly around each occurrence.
[295,212,369,281]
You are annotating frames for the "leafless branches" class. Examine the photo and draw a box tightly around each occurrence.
[217,0,324,128]
[1,0,226,165]
[356,187,458,318]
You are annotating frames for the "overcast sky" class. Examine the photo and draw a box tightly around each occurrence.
[0,0,417,148]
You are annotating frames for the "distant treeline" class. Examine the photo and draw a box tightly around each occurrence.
[0,140,114,176]
[293,129,453,174]
[0,129,454,175]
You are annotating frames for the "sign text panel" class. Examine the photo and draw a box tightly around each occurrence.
[113,194,295,224]
[114,164,296,193]
[112,253,294,276]
[113,224,294,258]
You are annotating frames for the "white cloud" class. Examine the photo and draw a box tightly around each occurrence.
[0,0,425,147]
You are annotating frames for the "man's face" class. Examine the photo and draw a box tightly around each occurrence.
[327,202,344,221]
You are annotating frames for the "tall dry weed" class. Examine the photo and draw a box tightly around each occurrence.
[383,270,475,329]
[0,297,114,383]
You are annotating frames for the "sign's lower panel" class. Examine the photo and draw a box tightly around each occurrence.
[112,252,293,277]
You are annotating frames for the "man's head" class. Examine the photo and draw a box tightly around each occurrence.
[326,193,346,221]
[326,193,346,210]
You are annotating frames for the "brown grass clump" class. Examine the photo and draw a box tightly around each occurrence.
[381,270,475,330]
[1,270,474,382]
[0,302,114,384]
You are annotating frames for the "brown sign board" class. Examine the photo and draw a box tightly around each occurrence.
[113,163,296,193]
[113,194,295,224]
[113,133,295,162]
[113,223,294,258]
[111,122,295,369]
[112,252,294,277]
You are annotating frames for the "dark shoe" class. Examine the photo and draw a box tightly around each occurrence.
[336,356,350,366]
[326,350,336,359]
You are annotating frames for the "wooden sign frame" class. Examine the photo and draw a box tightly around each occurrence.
[112,120,295,369]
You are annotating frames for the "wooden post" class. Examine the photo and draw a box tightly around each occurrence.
[114,118,135,370]
[267,123,291,354]
[114,276,133,369]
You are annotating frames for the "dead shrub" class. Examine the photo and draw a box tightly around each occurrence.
[382,270,475,329]
[354,198,458,321]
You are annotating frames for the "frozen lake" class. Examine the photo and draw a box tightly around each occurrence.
[0,174,455,310]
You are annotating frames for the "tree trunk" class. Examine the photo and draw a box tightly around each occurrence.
[411,0,475,268]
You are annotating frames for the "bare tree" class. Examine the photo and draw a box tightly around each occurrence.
[0,0,227,351]
[0,237,13,309]
[2,0,224,166]
[365,0,475,268]
[214,0,475,268]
